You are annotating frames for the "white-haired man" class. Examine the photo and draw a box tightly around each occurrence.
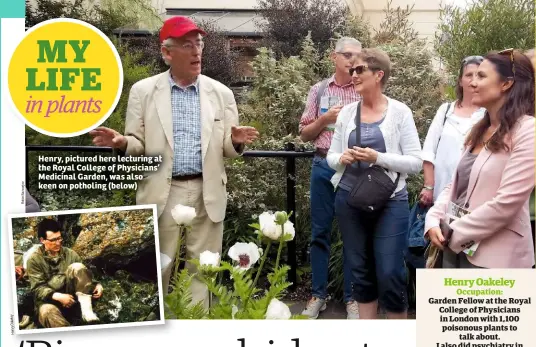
[299,37,362,319]
[90,16,259,308]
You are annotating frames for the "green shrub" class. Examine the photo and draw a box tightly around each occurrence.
[222,136,313,268]
[25,0,161,37]
[380,42,444,139]
[256,0,347,58]
[241,54,308,136]
[435,0,535,75]
[340,13,374,48]
[372,0,418,46]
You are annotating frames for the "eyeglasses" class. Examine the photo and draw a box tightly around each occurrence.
[462,55,484,64]
[45,236,63,243]
[498,48,516,78]
[349,65,377,76]
[165,41,205,51]
[336,51,359,60]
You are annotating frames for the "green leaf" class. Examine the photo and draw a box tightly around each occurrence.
[248,223,261,230]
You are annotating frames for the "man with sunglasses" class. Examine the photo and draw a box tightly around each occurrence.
[25,219,102,328]
[89,16,259,308]
[299,37,362,319]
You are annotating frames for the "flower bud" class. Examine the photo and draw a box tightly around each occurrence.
[274,211,288,225]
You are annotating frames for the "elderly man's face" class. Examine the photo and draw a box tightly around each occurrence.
[161,32,204,79]
[332,45,361,77]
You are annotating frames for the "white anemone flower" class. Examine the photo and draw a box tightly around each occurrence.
[281,220,295,241]
[228,242,261,270]
[259,211,281,240]
[171,204,196,226]
[265,298,291,319]
[199,250,220,267]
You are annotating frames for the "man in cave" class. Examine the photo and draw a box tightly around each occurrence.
[26,218,104,328]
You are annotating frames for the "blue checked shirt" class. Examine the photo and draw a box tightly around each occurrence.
[169,74,202,176]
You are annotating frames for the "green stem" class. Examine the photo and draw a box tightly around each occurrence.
[274,238,285,271]
[274,223,287,271]
[252,241,271,292]
[244,241,271,308]
[208,278,213,310]
[174,225,185,280]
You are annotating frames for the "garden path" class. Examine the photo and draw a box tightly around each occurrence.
[287,301,417,319]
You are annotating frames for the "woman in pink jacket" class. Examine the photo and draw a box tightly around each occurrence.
[425,49,535,268]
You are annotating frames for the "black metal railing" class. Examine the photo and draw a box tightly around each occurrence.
[26,143,315,289]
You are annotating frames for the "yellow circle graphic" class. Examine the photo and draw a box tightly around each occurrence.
[8,18,123,137]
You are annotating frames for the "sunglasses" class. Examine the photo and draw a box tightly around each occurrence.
[349,65,378,76]
[498,48,516,78]
[336,51,359,60]
[462,55,484,64]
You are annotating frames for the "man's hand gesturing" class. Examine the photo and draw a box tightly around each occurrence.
[89,127,127,151]
[231,126,259,145]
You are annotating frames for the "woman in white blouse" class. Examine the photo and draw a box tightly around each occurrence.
[419,56,486,205]
[327,48,422,319]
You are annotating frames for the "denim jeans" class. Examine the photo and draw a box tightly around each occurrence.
[310,156,353,303]
[335,188,409,312]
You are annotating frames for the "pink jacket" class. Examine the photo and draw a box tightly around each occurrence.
[425,116,535,268]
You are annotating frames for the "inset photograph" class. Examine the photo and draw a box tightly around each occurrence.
[8,205,164,333]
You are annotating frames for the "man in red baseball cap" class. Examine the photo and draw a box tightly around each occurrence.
[90,16,259,309]
[159,16,207,43]
[158,16,208,86]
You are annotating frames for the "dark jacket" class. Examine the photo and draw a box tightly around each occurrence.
[26,246,82,310]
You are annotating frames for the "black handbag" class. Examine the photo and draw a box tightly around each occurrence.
[346,102,400,212]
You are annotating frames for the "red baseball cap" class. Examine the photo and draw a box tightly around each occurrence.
[159,16,207,43]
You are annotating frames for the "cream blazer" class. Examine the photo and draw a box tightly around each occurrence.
[123,71,242,223]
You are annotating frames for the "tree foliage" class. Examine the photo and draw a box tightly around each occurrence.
[25,0,161,36]
[380,42,443,142]
[92,0,162,35]
[240,48,311,137]
[373,0,419,45]
[112,20,242,87]
[256,0,347,58]
[340,13,374,48]
[196,20,242,87]
[26,0,89,29]
[435,0,535,74]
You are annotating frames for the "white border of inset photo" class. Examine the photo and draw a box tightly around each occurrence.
[7,204,165,335]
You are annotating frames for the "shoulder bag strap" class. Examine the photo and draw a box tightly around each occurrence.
[354,102,362,168]
[435,102,452,153]
[355,102,361,146]
[357,101,401,184]
[315,79,329,117]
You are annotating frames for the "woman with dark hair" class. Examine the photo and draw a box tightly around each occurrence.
[425,49,535,268]
[420,56,485,206]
